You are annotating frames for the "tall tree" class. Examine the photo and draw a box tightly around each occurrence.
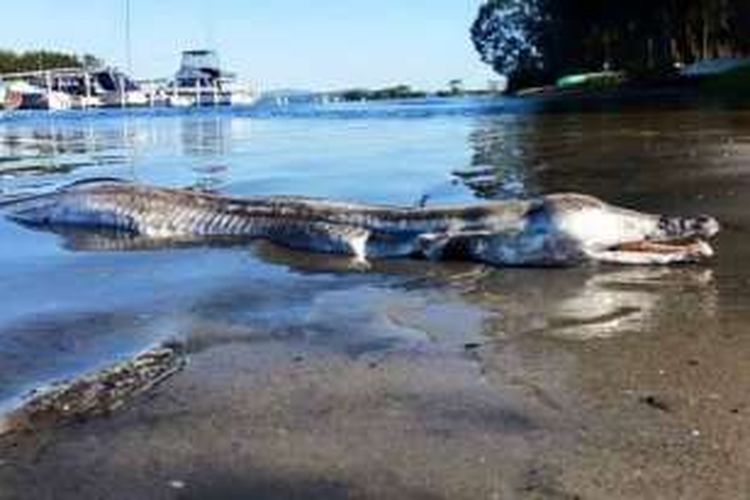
[471,0,548,89]
[471,0,750,88]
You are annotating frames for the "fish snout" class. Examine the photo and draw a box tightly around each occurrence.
[657,214,720,240]
[695,214,720,239]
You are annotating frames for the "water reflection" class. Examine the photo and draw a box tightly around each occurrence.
[0,121,130,181]
[180,114,228,157]
[0,112,237,193]
[456,115,542,200]
[247,244,713,347]
[25,222,720,343]
[457,110,750,208]
[472,266,718,341]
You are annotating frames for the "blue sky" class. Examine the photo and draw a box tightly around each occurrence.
[0,0,499,91]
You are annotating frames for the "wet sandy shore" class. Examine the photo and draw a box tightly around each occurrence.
[0,276,747,500]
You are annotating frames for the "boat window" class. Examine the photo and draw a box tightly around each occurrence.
[95,72,117,92]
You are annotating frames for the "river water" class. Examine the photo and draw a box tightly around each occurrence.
[0,98,748,404]
[0,98,748,496]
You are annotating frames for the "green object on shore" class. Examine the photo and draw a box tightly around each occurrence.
[556,71,625,90]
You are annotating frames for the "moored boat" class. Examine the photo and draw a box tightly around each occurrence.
[163,49,259,107]
[1,80,71,111]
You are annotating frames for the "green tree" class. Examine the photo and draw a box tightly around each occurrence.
[0,50,101,74]
[471,0,547,89]
[471,0,750,88]
[448,79,464,94]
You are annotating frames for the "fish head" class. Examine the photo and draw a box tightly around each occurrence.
[543,194,719,265]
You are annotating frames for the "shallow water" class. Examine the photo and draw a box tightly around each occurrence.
[0,98,749,417]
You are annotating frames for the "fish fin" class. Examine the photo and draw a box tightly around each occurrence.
[418,233,451,260]
[347,228,370,263]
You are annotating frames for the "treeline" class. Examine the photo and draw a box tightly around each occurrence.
[472,0,750,88]
[336,85,427,101]
[0,50,102,74]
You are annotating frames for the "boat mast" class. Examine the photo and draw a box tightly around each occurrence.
[203,0,215,50]
[124,0,132,73]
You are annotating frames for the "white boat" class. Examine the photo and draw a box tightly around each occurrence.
[52,68,148,108]
[89,69,148,107]
[166,94,193,107]
[164,50,258,107]
[1,80,71,111]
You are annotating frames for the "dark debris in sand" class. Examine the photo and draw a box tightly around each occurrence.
[0,343,185,436]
